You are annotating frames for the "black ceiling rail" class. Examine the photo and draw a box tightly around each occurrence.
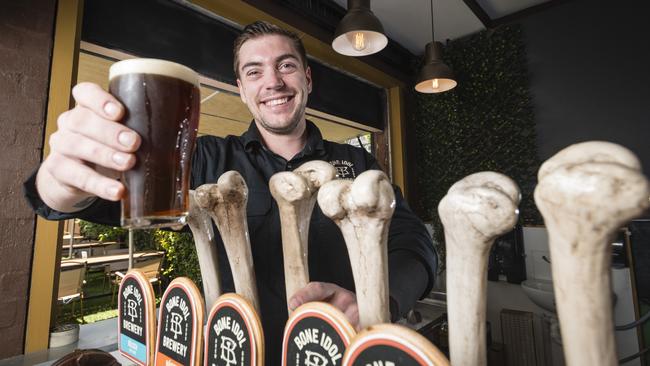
[460,0,493,28]
[491,0,576,27]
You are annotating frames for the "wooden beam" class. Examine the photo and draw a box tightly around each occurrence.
[461,0,493,29]
[388,87,406,197]
[492,0,575,27]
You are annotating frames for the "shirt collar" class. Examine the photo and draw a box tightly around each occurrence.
[241,120,325,156]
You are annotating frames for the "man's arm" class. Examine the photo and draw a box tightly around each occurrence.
[386,186,438,320]
[24,168,121,225]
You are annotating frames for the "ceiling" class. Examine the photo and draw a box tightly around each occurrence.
[331,0,554,55]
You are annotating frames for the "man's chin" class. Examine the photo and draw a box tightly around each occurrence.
[258,118,302,135]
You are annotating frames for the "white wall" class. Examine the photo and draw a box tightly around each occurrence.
[482,226,641,366]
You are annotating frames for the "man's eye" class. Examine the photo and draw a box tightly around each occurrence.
[246,70,261,77]
[279,63,296,72]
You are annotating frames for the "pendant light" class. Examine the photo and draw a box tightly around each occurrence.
[415,0,457,93]
[332,0,388,56]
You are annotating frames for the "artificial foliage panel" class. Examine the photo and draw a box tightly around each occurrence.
[411,25,541,258]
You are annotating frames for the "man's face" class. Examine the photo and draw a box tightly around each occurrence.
[236,34,312,135]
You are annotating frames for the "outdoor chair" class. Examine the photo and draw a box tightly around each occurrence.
[57,262,86,324]
[111,254,163,305]
[101,248,129,290]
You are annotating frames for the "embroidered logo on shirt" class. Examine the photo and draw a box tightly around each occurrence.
[329,160,356,180]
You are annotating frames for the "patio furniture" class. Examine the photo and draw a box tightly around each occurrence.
[111,253,164,304]
[57,261,86,323]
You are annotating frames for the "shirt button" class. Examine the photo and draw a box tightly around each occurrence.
[287,164,293,170]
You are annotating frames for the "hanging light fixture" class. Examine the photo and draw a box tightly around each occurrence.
[332,0,388,56]
[415,0,457,93]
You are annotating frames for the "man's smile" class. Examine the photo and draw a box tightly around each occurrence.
[260,95,294,109]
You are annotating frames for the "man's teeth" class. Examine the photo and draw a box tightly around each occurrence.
[265,97,288,106]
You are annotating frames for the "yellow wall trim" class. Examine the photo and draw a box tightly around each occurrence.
[388,87,406,197]
[25,0,83,353]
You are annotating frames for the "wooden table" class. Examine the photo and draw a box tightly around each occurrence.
[61,241,121,257]
[62,234,85,241]
[61,251,164,269]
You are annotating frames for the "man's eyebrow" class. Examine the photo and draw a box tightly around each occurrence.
[240,61,263,71]
[276,54,300,63]
[240,54,300,72]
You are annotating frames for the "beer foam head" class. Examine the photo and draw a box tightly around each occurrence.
[109,58,199,87]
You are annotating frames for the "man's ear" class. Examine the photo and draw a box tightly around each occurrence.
[305,66,313,94]
[237,79,247,104]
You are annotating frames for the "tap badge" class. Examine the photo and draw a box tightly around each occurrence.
[206,304,253,366]
[119,276,149,365]
[347,344,422,366]
[157,287,195,364]
[343,324,450,366]
[284,316,346,366]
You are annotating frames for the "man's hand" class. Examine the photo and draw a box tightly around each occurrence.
[288,282,359,330]
[36,82,141,212]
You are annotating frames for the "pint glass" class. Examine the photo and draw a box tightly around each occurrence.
[109,58,200,229]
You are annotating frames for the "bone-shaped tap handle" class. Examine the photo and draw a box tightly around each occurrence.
[317,170,395,329]
[187,190,221,308]
[195,171,261,313]
[270,161,336,311]
[535,141,650,366]
[438,172,520,366]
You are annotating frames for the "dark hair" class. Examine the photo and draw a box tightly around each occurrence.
[233,21,308,78]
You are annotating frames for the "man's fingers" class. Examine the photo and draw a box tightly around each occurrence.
[44,153,125,201]
[289,282,360,329]
[329,289,356,310]
[96,165,121,180]
[71,82,124,121]
[329,287,360,329]
[58,105,140,153]
[288,282,335,310]
[343,304,360,331]
[288,282,355,310]
[49,129,136,172]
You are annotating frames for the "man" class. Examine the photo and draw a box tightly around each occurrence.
[25,21,437,364]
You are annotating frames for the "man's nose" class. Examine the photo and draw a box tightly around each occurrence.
[264,69,285,89]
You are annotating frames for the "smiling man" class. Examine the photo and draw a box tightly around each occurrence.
[236,32,311,138]
[24,21,437,364]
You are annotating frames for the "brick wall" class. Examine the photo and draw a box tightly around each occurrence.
[0,1,56,358]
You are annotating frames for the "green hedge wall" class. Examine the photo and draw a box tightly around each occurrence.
[411,25,542,260]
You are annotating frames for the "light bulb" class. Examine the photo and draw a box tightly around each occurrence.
[431,78,439,90]
[354,32,366,51]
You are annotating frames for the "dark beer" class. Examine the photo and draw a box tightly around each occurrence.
[109,59,200,228]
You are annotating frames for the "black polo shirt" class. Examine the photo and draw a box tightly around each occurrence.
[24,120,437,365]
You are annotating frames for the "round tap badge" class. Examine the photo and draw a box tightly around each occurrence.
[282,302,356,366]
[204,293,264,366]
[342,324,449,366]
[118,270,156,366]
[155,278,205,366]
